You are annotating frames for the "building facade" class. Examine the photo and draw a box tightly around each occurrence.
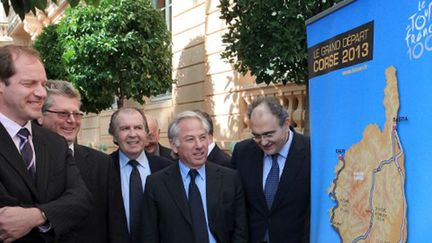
[1,0,307,153]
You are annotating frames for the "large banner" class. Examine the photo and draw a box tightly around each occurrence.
[307,0,432,242]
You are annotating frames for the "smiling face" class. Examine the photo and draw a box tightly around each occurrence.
[0,54,47,126]
[40,94,81,145]
[170,117,208,169]
[113,110,148,160]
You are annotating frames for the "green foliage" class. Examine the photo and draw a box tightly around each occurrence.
[33,24,67,80]
[219,0,341,84]
[52,0,172,113]
[2,0,97,20]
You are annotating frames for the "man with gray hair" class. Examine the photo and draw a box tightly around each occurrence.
[108,107,172,243]
[231,96,310,243]
[38,80,116,243]
[142,110,248,243]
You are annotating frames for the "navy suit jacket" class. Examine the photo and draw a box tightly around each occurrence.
[0,122,92,242]
[208,144,232,168]
[109,150,172,243]
[70,144,115,243]
[231,131,310,243]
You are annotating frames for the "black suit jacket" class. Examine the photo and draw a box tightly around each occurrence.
[0,123,92,243]
[142,162,248,243]
[69,144,114,243]
[109,150,172,243]
[158,143,174,161]
[231,132,310,243]
[208,143,232,168]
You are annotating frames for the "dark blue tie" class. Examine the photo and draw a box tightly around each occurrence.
[188,169,209,243]
[17,128,35,175]
[264,153,280,209]
[129,160,143,243]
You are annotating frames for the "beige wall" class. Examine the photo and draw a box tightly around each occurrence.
[6,0,307,154]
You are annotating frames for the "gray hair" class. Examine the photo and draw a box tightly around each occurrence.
[42,80,81,112]
[168,111,210,146]
[247,96,288,127]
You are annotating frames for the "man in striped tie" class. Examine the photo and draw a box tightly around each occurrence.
[0,45,92,243]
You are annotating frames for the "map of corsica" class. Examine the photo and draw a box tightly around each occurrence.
[328,66,407,243]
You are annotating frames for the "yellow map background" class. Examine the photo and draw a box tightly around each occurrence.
[328,66,407,242]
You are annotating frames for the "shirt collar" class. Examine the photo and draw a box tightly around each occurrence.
[0,111,32,139]
[119,150,149,169]
[178,160,206,182]
[276,129,294,160]
[207,142,216,155]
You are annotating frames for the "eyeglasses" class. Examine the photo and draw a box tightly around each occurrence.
[45,110,84,120]
[251,130,276,142]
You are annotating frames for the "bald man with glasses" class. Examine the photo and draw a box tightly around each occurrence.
[231,96,310,243]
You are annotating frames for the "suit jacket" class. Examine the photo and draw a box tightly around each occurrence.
[0,122,92,243]
[142,162,248,243]
[69,144,113,243]
[158,143,174,161]
[109,150,173,243]
[231,131,310,243]
[208,144,232,168]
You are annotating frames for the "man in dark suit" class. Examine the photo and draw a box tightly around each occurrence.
[108,107,172,243]
[194,110,232,167]
[0,45,91,242]
[38,80,114,243]
[231,96,310,243]
[145,115,174,161]
[142,111,248,243]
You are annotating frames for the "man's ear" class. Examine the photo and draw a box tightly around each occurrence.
[169,139,178,154]
[0,81,5,94]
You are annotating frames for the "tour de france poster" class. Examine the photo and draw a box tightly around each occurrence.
[307,0,432,242]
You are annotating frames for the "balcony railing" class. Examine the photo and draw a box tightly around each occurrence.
[239,83,307,137]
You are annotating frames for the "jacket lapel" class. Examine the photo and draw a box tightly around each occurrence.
[271,133,306,211]
[164,163,192,225]
[205,163,222,229]
[73,145,91,180]
[32,124,50,201]
[250,147,269,214]
[0,122,39,201]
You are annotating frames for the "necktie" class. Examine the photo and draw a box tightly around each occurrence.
[129,160,143,243]
[17,128,35,175]
[264,153,280,209]
[188,169,209,243]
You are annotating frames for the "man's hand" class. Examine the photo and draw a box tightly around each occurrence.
[0,206,45,243]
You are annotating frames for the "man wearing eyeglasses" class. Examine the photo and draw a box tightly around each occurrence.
[0,45,91,242]
[231,96,310,243]
[38,80,116,243]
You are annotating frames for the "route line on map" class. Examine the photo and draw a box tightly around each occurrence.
[352,122,406,243]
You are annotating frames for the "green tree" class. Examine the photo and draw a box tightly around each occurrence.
[33,24,67,80]
[2,0,96,20]
[54,0,172,113]
[219,0,341,84]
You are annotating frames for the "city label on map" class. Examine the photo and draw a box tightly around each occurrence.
[328,66,407,242]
